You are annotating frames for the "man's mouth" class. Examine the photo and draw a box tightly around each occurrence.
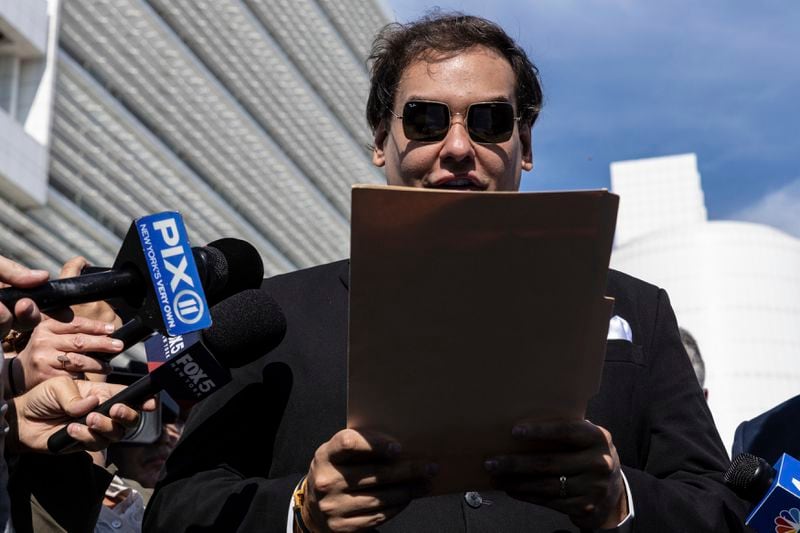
[427,176,487,191]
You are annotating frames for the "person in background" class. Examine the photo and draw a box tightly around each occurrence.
[95,390,184,533]
[680,327,708,400]
[732,394,800,464]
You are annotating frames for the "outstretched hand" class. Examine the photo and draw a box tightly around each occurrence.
[13,315,121,392]
[8,376,157,453]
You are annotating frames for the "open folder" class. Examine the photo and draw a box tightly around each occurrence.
[348,185,619,494]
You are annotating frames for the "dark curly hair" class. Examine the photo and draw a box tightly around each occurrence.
[366,12,543,133]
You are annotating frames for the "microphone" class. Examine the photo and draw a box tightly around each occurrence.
[0,237,259,317]
[85,237,265,360]
[725,452,800,531]
[0,212,222,337]
[47,288,286,454]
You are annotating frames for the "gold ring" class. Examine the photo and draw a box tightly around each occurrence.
[56,353,70,371]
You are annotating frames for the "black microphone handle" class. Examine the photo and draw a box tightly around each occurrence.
[0,269,141,313]
[85,316,155,362]
[47,373,158,454]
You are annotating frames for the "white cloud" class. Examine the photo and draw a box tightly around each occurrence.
[732,179,800,238]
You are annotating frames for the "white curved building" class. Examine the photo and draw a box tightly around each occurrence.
[611,154,800,450]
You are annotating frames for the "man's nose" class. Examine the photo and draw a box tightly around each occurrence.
[440,115,473,161]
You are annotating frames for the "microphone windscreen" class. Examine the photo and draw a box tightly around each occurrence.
[725,453,776,503]
[202,288,286,368]
[206,238,265,302]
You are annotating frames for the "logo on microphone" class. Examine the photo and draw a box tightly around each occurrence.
[174,289,205,324]
[135,212,212,335]
[775,508,800,533]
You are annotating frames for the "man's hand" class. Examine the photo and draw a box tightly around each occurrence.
[58,256,123,328]
[0,255,49,336]
[7,376,156,453]
[485,419,628,530]
[13,315,121,392]
[302,429,438,532]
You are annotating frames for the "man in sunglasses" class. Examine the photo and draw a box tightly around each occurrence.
[147,13,748,532]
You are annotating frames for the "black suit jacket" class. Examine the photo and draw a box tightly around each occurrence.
[732,394,800,465]
[145,260,748,532]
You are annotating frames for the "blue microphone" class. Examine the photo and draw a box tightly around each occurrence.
[725,453,800,532]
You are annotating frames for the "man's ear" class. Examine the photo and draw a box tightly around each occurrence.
[520,124,533,172]
[372,120,387,168]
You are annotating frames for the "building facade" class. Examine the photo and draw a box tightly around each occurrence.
[1,0,390,274]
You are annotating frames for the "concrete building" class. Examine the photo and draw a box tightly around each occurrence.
[1,0,390,274]
[610,153,800,451]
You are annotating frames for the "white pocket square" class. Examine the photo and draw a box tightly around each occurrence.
[608,315,633,342]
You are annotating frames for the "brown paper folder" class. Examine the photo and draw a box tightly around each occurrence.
[348,185,619,494]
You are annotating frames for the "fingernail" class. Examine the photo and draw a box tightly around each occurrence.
[512,425,529,438]
[111,339,124,349]
[31,270,49,277]
[484,459,499,472]
[17,300,32,313]
[387,442,402,457]
[425,463,440,477]
[105,323,115,334]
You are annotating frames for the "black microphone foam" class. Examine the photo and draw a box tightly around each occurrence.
[724,453,776,504]
[201,288,286,368]
[203,238,265,304]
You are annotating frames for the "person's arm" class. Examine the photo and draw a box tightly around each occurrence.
[615,288,749,531]
[145,374,434,532]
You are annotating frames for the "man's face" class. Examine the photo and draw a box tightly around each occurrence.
[372,46,533,191]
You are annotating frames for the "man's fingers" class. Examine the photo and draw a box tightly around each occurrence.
[0,306,12,337]
[65,422,115,452]
[494,470,604,499]
[57,353,112,375]
[51,333,122,356]
[12,298,42,331]
[46,316,116,336]
[326,429,401,464]
[107,403,141,429]
[59,256,89,279]
[485,449,614,478]
[45,377,100,418]
[511,419,609,449]
[0,256,49,287]
[329,503,409,531]
[341,459,438,488]
[338,483,424,516]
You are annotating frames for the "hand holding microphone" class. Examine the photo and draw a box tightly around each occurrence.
[47,288,287,454]
[7,376,157,454]
[0,254,49,337]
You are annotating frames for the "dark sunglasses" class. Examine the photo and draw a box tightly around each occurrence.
[390,100,522,143]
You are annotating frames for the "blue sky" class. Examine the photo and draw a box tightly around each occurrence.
[383,1,800,237]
